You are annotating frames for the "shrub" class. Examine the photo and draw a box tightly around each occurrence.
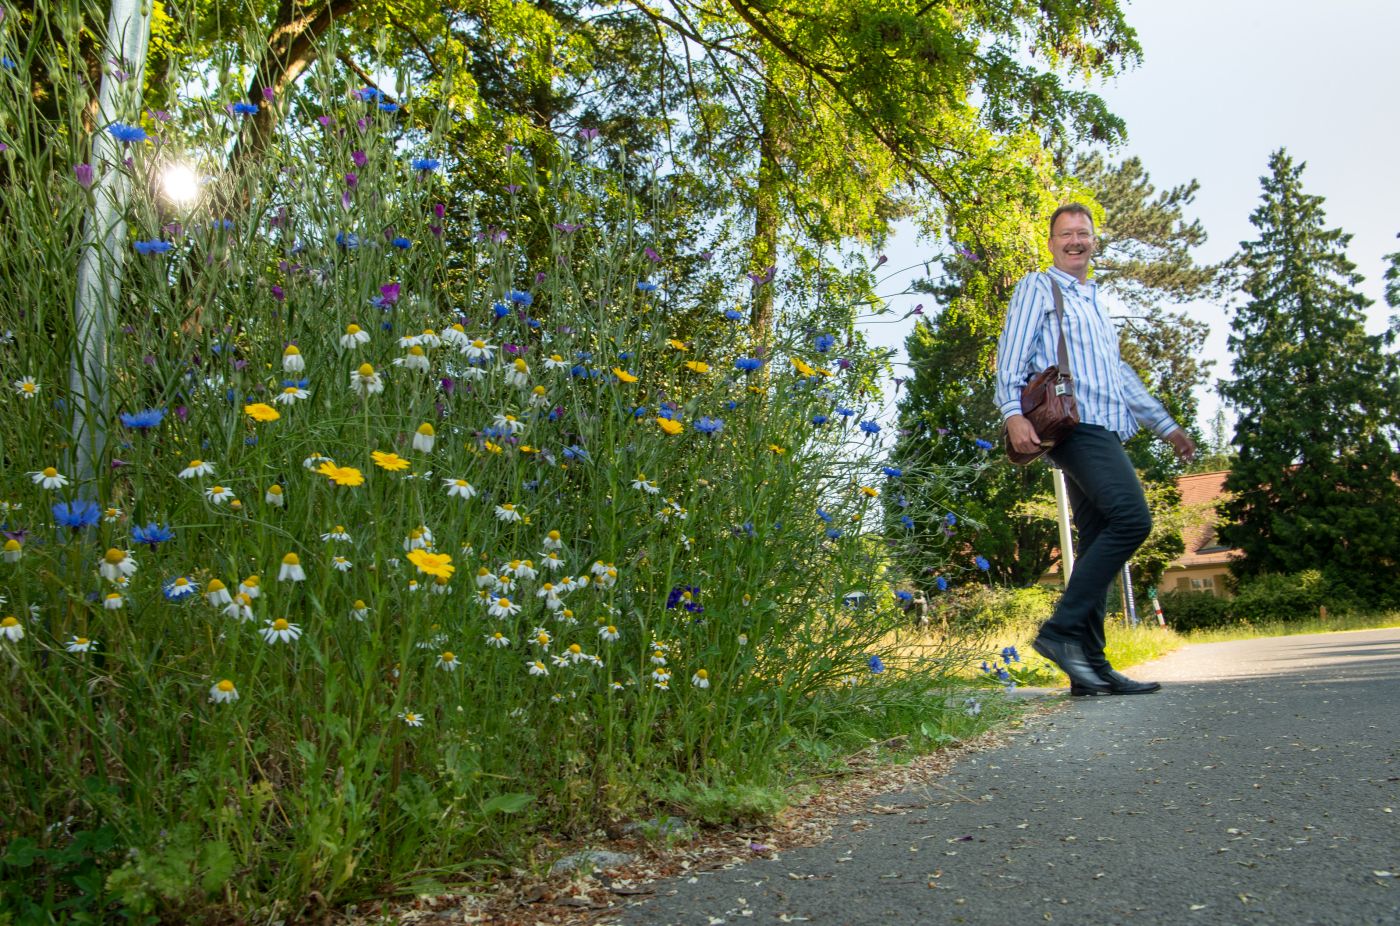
[1159,589,1232,632]
[1229,570,1327,624]
[938,584,1059,634]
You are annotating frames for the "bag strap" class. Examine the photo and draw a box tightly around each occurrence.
[1046,274,1073,381]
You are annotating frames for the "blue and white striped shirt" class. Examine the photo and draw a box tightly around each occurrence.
[994,266,1179,441]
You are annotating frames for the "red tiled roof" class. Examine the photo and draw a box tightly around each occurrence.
[1172,470,1239,568]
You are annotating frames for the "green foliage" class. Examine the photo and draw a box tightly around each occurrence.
[1158,589,1232,633]
[661,781,788,826]
[1219,150,1400,603]
[1229,570,1328,624]
[939,584,1060,635]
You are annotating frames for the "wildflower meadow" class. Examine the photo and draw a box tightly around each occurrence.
[0,10,1003,921]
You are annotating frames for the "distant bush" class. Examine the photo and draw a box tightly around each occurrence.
[1159,589,1232,632]
[939,584,1059,634]
[1229,570,1327,623]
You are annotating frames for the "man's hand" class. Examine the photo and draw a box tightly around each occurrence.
[1005,415,1043,456]
[1166,428,1196,463]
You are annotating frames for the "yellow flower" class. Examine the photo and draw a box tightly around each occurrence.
[317,462,365,487]
[612,367,638,383]
[667,338,688,351]
[244,403,280,422]
[791,357,817,377]
[407,549,455,580]
[483,440,503,454]
[769,444,787,455]
[859,485,879,498]
[684,360,710,374]
[371,450,410,472]
[656,417,683,435]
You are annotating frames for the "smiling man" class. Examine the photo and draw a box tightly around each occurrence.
[996,203,1196,696]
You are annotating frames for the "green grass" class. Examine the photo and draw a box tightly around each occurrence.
[1183,610,1400,643]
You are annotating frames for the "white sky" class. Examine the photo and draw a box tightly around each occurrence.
[864,0,1400,438]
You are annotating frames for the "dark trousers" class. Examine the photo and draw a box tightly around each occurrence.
[1042,424,1152,667]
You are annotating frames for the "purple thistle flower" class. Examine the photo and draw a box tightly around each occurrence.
[74,163,94,188]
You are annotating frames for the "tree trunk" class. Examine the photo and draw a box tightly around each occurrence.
[226,0,359,174]
[749,87,778,343]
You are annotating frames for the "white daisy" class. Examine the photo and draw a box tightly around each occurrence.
[528,384,550,407]
[485,631,510,648]
[412,422,436,452]
[474,567,495,588]
[178,459,215,480]
[103,506,122,523]
[494,503,523,523]
[632,474,659,495]
[403,526,433,551]
[224,593,255,622]
[550,653,570,668]
[103,592,124,610]
[691,669,710,689]
[265,485,285,507]
[540,551,566,572]
[531,627,553,650]
[1,615,24,641]
[29,467,70,490]
[278,553,305,582]
[332,556,353,572]
[489,596,521,618]
[543,353,568,371]
[512,559,538,581]
[260,618,302,644]
[204,579,232,607]
[350,599,370,621]
[441,324,470,348]
[282,345,305,372]
[598,624,620,642]
[437,651,460,671]
[444,478,477,500]
[205,485,235,505]
[209,679,239,703]
[164,576,198,600]
[463,339,495,362]
[321,525,352,542]
[526,659,549,677]
[399,710,424,727]
[393,345,430,372]
[13,376,39,399]
[303,452,334,470]
[340,323,371,348]
[349,363,384,396]
[274,384,310,405]
[505,358,530,388]
[238,575,262,599]
[65,636,97,653]
[99,548,138,581]
[492,413,524,435]
[565,643,588,664]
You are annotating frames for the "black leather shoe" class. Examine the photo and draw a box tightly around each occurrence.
[1032,635,1110,694]
[1071,669,1162,696]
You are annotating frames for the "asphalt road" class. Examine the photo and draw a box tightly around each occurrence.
[614,628,1400,926]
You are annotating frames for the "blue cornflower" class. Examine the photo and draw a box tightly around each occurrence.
[335,231,360,249]
[0,56,15,69]
[811,413,828,426]
[974,438,994,451]
[210,219,234,231]
[108,123,147,144]
[391,236,412,249]
[133,240,173,255]
[859,420,881,435]
[694,416,724,435]
[868,655,885,674]
[562,445,590,461]
[975,556,991,571]
[935,576,948,591]
[527,318,541,329]
[725,400,739,410]
[378,102,399,113]
[723,309,744,321]
[281,378,310,388]
[836,406,855,418]
[945,512,957,526]
[897,493,910,509]
[666,585,702,612]
[632,405,649,418]
[506,289,533,305]
[1001,646,1020,664]
[119,407,166,430]
[656,404,678,420]
[131,522,174,550]
[980,661,992,674]
[816,508,832,523]
[411,157,441,171]
[576,350,593,361]
[356,87,383,102]
[814,333,835,353]
[734,357,764,372]
[636,281,658,292]
[900,515,915,530]
[231,101,259,115]
[53,500,101,531]
[894,590,913,603]
[883,466,902,477]
[739,521,757,538]
[493,302,510,318]
[825,527,843,540]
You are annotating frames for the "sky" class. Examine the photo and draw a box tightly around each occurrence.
[862,0,1400,439]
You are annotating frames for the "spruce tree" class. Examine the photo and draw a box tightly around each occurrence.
[1219,150,1400,601]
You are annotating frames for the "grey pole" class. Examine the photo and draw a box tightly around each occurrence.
[69,0,154,486]
[1122,562,1138,626]
[1052,466,1075,585]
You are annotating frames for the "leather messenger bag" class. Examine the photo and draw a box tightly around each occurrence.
[1005,275,1079,465]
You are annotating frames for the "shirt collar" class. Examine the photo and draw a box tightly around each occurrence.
[1047,264,1095,293]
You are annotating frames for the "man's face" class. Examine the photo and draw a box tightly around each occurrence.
[1049,211,1096,277]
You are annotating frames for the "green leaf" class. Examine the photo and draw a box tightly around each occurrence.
[480,792,534,815]
[199,840,236,895]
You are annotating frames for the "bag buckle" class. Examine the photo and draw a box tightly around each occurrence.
[1054,382,1069,397]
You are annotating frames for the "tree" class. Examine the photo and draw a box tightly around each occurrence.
[1219,150,1400,601]
[892,153,1221,587]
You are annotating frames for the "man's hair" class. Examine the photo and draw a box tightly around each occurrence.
[1049,202,1095,237]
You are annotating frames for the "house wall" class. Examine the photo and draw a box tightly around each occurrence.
[1161,564,1233,597]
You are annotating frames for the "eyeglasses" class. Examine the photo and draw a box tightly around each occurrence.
[1054,231,1095,242]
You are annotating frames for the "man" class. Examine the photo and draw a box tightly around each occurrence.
[996,203,1195,696]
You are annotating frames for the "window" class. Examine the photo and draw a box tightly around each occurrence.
[1189,576,1217,595]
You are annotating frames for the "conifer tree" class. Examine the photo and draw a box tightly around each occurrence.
[1219,150,1400,601]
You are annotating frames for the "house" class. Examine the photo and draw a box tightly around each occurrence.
[1161,470,1238,597]
[1038,469,1241,597]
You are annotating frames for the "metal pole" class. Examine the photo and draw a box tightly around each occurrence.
[1052,466,1075,585]
[1122,562,1138,626]
[69,0,154,486]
